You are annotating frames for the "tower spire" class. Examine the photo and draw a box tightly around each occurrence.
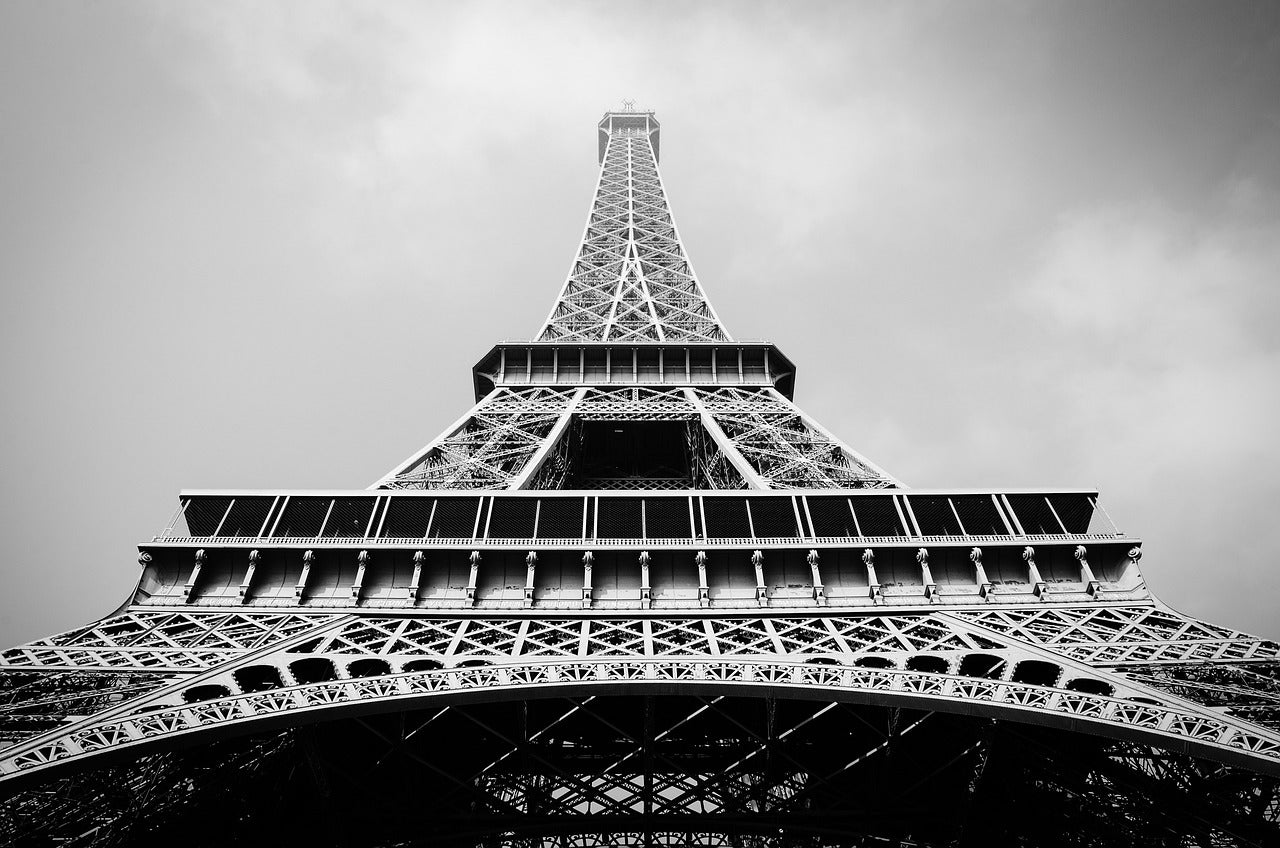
[537,110,730,343]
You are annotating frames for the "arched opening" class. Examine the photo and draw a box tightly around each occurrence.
[348,658,392,678]
[182,685,231,703]
[905,655,950,675]
[805,656,841,666]
[403,659,445,673]
[454,658,489,668]
[234,665,284,693]
[958,653,1006,680]
[290,658,338,685]
[853,656,895,669]
[1065,678,1114,697]
[10,694,1273,846]
[1011,661,1061,687]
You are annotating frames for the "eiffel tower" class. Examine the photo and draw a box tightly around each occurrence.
[2,108,1278,847]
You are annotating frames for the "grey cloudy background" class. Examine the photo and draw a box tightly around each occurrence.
[1,1,1278,648]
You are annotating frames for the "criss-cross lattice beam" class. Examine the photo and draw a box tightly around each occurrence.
[378,388,579,490]
[538,114,729,343]
[692,387,899,489]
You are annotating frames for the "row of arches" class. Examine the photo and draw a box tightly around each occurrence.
[180,652,1116,704]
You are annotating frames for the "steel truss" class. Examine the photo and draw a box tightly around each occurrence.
[538,114,728,343]
[4,602,1280,785]
[2,108,1276,844]
[381,387,896,490]
[3,697,1277,847]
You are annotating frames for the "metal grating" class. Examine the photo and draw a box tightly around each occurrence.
[1007,495,1064,535]
[596,497,643,539]
[321,498,375,539]
[908,496,961,537]
[536,498,584,540]
[272,497,330,538]
[644,497,692,540]
[1048,494,1095,534]
[215,497,275,538]
[378,498,432,539]
[747,498,799,539]
[851,497,904,537]
[950,496,1009,537]
[806,497,857,538]
[430,498,482,539]
[184,497,232,537]
[487,499,538,540]
[703,497,751,539]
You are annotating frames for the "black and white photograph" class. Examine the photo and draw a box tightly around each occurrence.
[1,2,1278,844]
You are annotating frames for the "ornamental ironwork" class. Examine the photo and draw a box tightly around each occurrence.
[1,110,1277,847]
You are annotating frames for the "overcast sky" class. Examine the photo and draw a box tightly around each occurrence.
[1,1,1278,648]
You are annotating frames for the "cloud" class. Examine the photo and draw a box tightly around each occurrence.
[1025,204,1280,359]
[1015,201,1280,629]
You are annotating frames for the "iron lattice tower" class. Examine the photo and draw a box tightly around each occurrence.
[2,110,1279,847]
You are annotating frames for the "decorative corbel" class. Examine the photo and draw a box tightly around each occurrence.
[807,549,825,605]
[971,547,993,600]
[917,548,937,602]
[863,548,882,604]
[238,550,260,602]
[467,551,481,606]
[1023,546,1048,599]
[1075,545,1101,597]
[696,551,709,608]
[639,551,651,609]
[407,551,424,605]
[352,550,369,601]
[581,551,594,609]
[751,550,767,607]
[296,550,313,602]
[524,551,537,607]
[184,549,205,601]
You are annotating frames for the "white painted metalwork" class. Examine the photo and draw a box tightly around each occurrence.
[2,109,1277,844]
[538,113,729,344]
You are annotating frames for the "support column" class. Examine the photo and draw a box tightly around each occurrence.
[696,550,709,608]
[582,551,594,609]
[509,387,588,489]
[684,387,770,489]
